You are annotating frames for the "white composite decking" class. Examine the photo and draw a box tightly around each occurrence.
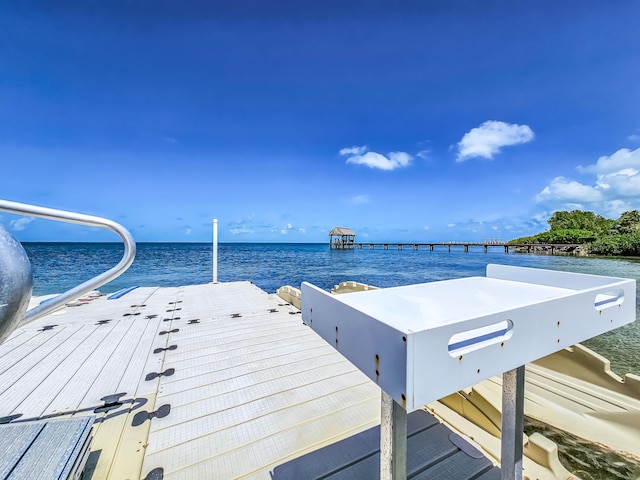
[0,282,382,479]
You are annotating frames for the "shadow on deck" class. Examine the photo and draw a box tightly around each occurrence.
[271,409,500,479]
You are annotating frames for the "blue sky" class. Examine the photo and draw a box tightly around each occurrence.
[1,1,639,243]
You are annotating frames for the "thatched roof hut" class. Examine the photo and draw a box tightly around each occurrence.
[329,227,356,249]
[329,227,356,237]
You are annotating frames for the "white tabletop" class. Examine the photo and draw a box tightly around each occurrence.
[330,277,576,332]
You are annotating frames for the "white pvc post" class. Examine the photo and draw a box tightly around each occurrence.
[213,219,218,283]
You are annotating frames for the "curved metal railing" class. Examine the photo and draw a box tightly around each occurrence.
[0,199,136,323]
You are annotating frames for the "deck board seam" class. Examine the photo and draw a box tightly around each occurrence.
[77,317,155,409]
[3,324,101,415]
[166,337,325,367]
[166,331,318,359]
[159,349,338,388]
[155,361,367,414]
[33,321,121,416]
[466,463,496,480]
[152,392,380,476]
[44,319,132,415]
[0,326,70,390]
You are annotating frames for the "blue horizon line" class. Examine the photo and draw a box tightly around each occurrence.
[21,241,330,245]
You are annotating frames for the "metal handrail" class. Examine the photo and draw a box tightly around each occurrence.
[0,199,136,323]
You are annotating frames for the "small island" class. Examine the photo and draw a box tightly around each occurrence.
[510,210,640,256]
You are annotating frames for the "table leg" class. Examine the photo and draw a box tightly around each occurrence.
[501,366,525,480]
[380,390,407,480]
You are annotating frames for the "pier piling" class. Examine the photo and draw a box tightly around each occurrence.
[341,242,581,254]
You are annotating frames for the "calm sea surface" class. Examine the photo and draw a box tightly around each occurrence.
[22,242,640,376]
[19,242,640,478]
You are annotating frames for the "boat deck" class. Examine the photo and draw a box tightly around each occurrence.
[0,282,498,479]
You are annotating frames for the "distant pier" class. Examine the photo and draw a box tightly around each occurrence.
[327,227,582,254]
[349,242,583,254]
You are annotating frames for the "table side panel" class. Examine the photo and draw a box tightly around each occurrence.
[411,283,635,408]
[303,275,635,411]
[302,283,409,407]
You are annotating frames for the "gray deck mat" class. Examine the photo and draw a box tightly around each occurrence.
[271,409,500,479]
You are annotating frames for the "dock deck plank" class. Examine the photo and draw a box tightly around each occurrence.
[2,324,100,417]
[44,319,135,415]
[77,316,157,409]
[15,322,113,417]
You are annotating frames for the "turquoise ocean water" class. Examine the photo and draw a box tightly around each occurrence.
[19,242,640,478]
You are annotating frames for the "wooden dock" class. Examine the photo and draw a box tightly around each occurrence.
[328,226,582,254]
[328,227,582,254]
[349,242,583,254]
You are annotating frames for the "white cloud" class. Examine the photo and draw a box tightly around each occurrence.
[596,169,640,196]
[339,145,367,156]
[536,176,603,203]
[536,147,640,214]
[416,150,430,160]
[577,147,640,175]
[352,194,371,205]
[532,211,550,224]
[341,147,413,171]
[447,223,456,228]
[456,120,534,162]
[185,227,192,235]
[298,227,306,234]
[423,225,430,231]
[388,151,412,166]
[600,199,634,218]
[229,226,253,235]
[628,134,640,142]
[280,223,294,235]
[228,215,257,236]
[10,217,34,232]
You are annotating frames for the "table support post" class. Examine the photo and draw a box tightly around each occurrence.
[380,390,407,480]
[501,366,525,480]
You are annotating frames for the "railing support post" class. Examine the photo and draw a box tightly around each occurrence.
[381,390,407,480]
[212,218,218,283]
[501,366,525,480]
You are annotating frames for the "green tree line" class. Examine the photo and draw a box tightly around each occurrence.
[509,210,640,256]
